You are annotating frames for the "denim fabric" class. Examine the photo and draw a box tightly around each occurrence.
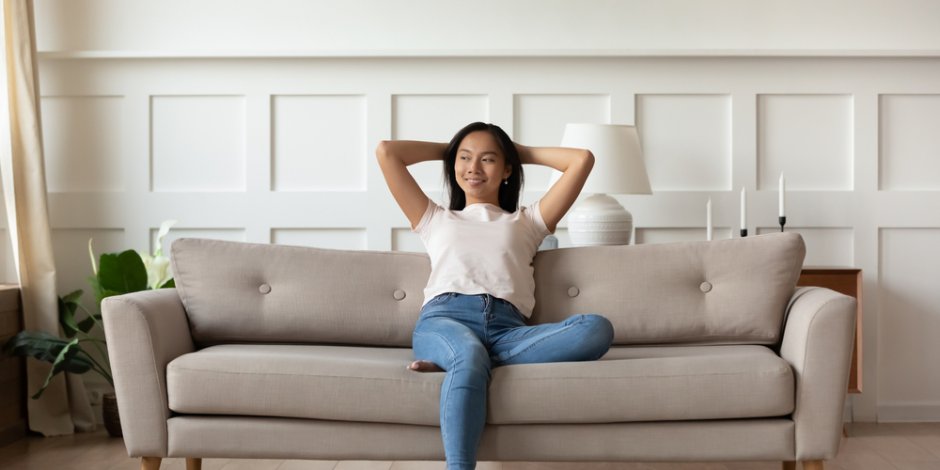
[412,292,615,470]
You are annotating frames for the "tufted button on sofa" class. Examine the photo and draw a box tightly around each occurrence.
[103,232,856,470]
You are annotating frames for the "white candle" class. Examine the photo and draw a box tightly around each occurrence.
[706,198,713,241]
[740,187,747,231]
[778,173,786,217]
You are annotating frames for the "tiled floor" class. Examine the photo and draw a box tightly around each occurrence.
[1,422,939,469]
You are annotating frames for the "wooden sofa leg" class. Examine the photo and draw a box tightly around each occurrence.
[186,458,202,470]
[141,457,161,470]
[782,462,796,470]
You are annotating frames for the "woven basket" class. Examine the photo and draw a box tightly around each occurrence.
[102,392,122,437]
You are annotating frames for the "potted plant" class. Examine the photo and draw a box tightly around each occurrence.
[2,220,177,437]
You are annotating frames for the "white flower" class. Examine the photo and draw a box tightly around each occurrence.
[136,219,177,289]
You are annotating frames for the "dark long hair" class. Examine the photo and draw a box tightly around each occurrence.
[443,122,524,212]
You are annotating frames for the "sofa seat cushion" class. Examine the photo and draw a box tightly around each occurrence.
[167,344,793,426]
[168,344,442,426]
[488,344,794,424]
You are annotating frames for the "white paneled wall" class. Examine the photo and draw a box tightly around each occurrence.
[637,94,732,191]
[151,96,248,192]
[758,94,855,191]
[3,52,939,424]
[272,95,367,192]
[32,1,940,55]
[879,94,940,190]
[878,228,940,420]
[42,96,125,192]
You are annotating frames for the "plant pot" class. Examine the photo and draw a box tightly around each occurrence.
[102,392,122,437]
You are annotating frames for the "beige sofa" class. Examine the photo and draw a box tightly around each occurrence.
[103,232,856,470]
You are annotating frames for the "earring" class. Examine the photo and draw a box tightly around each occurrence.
[503,179,509,185]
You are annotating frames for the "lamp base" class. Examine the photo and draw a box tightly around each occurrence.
[567,194,633,246]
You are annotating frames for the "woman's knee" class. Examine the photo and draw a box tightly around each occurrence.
[454,340,489,364]
[451,342,491,376]
[582,314,615,356]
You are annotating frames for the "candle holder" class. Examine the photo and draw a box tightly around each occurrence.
[779,216,786,232]
[740,228,748,238]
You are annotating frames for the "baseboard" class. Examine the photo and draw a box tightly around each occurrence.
[878,401,940,422]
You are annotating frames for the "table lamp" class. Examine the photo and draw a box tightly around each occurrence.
[548,123,652,246]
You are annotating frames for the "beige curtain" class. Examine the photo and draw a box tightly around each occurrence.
[0,0,94,436]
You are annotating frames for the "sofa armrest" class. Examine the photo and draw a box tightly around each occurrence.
[102,288,194,457]
[779,286,857,460]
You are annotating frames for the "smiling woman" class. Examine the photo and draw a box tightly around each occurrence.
[441,122,521,212]
[375,122,609,470]
[453,132,512,206]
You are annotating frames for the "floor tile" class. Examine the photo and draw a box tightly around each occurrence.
[388,461,445,470]
[333,461,393,470]
[278,460,340,469]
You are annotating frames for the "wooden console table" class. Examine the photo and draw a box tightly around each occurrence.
[797,268,862,394]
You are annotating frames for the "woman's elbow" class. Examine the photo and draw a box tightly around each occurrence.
[375,140,391,159]
[581,150,595,166]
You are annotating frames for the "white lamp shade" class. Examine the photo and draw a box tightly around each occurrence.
[549,123,651,195]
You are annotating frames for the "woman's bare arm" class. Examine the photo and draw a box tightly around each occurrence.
[516,144,594,234]
[376,140,447,230]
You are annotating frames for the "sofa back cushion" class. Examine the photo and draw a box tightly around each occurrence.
[170,239,432,346]
[170,232,804,347]
[531,232,805,345]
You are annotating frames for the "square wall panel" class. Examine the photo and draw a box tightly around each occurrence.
[42,96,124,192]
[879,228,940,402]
[51,229,125,310]
[271,228,367,250]
[272,95,367,191]
[392,95,489,192]
[637,94,731,191]
[514,94,610,191]
[156,229,246,259]
[392,228,425,253]
[151,96,247,192]
[758,94,853,191]
[636,227,733,245]
[880,94,940,190]
[756,227,854,267]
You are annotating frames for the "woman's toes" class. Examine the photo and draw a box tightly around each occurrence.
[408,360,443,372]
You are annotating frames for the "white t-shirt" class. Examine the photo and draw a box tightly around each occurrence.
[413,199,553,318]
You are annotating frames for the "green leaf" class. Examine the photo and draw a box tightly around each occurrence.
[159,278,175,289]
[3,331,69,362]
[58,290,84,338]
[88,274,106,305]
[98,250,148,296]
[62,289,83,305]
[77,315,101,334]
[2,331,104,399]
[95,288,122,306]
[31,337,94,399]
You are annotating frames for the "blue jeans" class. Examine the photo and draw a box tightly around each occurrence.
[412,292,615,470]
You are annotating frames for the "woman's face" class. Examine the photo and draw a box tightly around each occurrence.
[454,131,512,204]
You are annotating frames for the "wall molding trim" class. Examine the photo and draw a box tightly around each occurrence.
[878,402,940,422]
[37,49,940,60]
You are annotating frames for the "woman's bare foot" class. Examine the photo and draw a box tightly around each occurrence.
[408,360,444,372]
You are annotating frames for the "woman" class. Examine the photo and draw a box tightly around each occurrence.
[376,122,614,470]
